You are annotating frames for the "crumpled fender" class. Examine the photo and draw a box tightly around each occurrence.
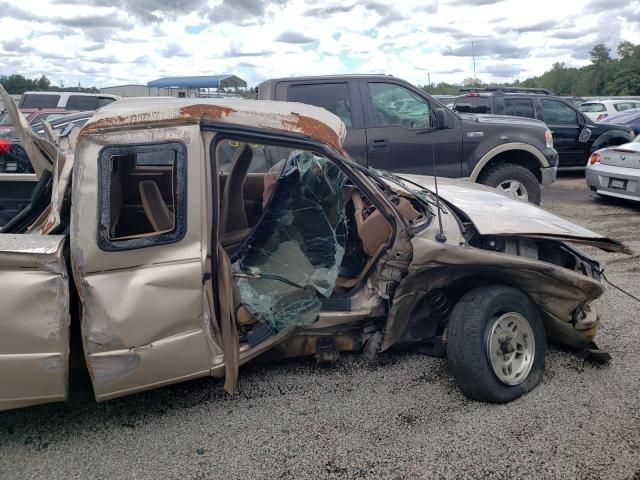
[383,237,604,351]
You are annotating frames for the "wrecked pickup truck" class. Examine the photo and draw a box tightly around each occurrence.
[0,86,629,411]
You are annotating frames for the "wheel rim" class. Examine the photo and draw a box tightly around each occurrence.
[485,312,535,386]
[497,180,529,201]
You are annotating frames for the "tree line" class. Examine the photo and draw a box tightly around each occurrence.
[422,41,640,97]
[0,74,98,94]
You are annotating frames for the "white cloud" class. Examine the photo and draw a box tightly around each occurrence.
[0,0,638,88]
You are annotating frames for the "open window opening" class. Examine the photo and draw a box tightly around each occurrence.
[214,138,423,351]
[98,143,186,251]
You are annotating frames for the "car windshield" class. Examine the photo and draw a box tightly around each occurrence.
[580,103,605,112]
[454,96,491,114]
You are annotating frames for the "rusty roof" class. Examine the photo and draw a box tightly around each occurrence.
[81,97,347,152]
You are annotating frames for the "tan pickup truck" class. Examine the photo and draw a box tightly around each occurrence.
[0,86,628,411]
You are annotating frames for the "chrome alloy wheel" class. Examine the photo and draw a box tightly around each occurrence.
[486,312,535,386]
[497,180,529,201]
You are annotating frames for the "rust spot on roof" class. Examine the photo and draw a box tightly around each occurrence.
[179,104,236,120]
[286,113,346,155]
[81,115,129,133]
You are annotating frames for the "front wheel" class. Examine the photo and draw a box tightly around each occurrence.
[479,163,541,205]
[446,285,546,403]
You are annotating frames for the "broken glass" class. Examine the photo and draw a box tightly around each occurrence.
[233,150,349,333]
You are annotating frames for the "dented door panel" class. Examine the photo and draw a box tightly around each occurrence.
[0,234,69,410]
[72,126,214,401]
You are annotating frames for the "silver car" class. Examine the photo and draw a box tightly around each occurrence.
[586,135,640,202]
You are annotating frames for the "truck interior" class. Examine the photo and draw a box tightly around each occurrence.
[215,139,427,350]
[106,150,177,239]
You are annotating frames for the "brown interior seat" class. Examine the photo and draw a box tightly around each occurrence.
[139,180,174,232]
[351,191,420,256]
[220,144,253,234]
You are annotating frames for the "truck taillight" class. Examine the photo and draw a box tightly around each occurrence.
[597,113,608,121]
[589,153,600,165]
[0,138,11,154]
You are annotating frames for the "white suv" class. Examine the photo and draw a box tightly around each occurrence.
[580,99,640,122]
[18,91,120,110]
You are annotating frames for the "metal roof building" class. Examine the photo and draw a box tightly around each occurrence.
[101,75,248,98]
[147,75,246,90]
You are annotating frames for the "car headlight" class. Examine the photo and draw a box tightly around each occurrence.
[544,128,554,149]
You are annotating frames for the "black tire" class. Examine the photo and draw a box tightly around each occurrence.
[446,285,546,403]
[478,163,541,205]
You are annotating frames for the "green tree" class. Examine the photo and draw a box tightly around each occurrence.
[590,43,611,65]
[461,77,484,87]
[588,44,612,96]
[617,41,635,60]
[35,75,51,90]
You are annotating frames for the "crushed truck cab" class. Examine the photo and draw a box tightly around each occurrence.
[0,87,630,410]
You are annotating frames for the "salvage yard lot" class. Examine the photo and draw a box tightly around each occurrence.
[1,175,639,480]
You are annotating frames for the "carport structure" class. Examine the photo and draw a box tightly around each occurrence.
[147,75,247,98]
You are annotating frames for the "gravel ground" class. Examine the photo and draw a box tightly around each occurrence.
[1,174,639,480]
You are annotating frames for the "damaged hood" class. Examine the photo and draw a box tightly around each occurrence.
[397,174,630,254]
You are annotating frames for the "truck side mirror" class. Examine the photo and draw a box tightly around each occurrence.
[435,108,449,129]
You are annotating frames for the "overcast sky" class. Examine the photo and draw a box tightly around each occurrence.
[1,0,639,89]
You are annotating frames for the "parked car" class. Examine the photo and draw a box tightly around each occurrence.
[562,96,586,108]
[18,91,119,110]
[0,86,628,411]
[453,87,636,169]
[258,75,559,204]
[597,108,640,135]
[31,110,93,135]
[0,107,79,137]
[579,99,640,122]
[586,135,640,202]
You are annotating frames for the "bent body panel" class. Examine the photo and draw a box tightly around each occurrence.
[72,127,214,401]
[0,234,69,410]
[397,174,629,253]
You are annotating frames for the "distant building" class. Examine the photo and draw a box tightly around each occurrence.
[100,75,248,98]
[100,84,171,97]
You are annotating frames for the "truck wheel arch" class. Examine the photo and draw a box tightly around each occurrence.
[470,143,549,183]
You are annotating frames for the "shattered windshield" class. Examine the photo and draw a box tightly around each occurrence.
[233,150,349,333]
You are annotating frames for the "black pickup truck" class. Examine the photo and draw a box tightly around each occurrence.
[257,75,559,204]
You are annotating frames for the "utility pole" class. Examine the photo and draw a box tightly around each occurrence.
[428,72,431,89]
[472,41,477,86]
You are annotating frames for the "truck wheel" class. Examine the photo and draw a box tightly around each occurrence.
[446,285,546,403]
[479,163,541,205]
